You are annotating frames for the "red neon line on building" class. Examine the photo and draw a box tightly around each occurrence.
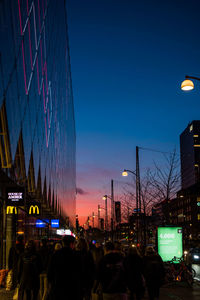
[43,81,46,112]
[17,0,23,34]
[36,58,40,94]
[48,108,50,128]
[42,0,44,18]
[26,0,33,68]
[40,40,43,76]
[44,116,48,147]
[38,0,41,30]
[45,61,48,94]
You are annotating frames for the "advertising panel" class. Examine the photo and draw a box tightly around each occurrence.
[158,227,183,262]
[51,219,59,228]
[36,219,49,228]
[6,187,24,206]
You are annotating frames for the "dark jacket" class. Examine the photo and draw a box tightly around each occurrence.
[97,251,127,294]
[18,249,42,290]
[8,243,24,288]
[143,254,165,286]
[38,245,51,273]
[47,246,83,300]
[124,253,144,293]
[77,249,95,292]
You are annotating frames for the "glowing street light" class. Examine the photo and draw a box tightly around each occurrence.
[122,170,128,177]
[181,75,200,91]
[122,169,136,177]
[181,79,194,91]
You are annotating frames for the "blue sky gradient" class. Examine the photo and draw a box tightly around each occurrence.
[66,0,200,223]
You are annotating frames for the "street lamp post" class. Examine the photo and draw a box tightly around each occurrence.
[102,195,108,231]
[92,212,95,228]
[122,168,140,244]
[98,205,106,230]
[103,179,115,240]
[98,204,101,229]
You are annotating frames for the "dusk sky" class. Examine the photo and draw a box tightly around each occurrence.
[66,0,200,225]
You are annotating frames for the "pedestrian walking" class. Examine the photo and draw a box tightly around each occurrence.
[95,241,128,300]
[124,246,145,300]
[18,240,42,300]
[76,238,95,300]
[8,235,24,290]
[47,235,83,300]
[38,238,51,300]
[143,246,165,300]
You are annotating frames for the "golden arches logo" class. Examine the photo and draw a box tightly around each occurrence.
[29,205,40,215]
[6,206,17,214]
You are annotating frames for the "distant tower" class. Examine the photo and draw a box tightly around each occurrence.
[180,120,200,189]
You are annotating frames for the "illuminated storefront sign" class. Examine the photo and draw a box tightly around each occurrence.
[51,219,59,228]
[28,204,40,215]
[6,206,17,214]
[36,219,49,228]
[56,229,75,237]
[158,227,183,262]
[7,187,24,206]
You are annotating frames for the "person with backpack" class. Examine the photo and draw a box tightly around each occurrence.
[17,240,42,300]
[143,246,165,300]
[95,241,128,300]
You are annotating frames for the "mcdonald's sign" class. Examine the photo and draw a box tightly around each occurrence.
[28,204,40,215]
[6,206,17,214]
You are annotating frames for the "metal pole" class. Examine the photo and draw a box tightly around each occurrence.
[92,212,94,228]
[98,205,100,229]
[111,179,114,241]
[136,146,139,244]
[105,198,108,231]
[136,146,142,244]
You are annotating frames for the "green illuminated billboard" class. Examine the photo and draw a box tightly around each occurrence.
[158,227,183,262]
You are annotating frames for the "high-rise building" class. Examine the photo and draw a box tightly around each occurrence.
[0,0,76,265]
[180,120,200,189]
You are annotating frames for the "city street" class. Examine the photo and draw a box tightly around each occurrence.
[0,281,200,300]
[158,282,200,300]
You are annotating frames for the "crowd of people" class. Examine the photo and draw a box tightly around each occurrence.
[8,235,165,300]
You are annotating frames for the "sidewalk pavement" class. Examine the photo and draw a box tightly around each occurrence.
[0,282,200,300]
[144,282,200,300]
[0,288,14,300]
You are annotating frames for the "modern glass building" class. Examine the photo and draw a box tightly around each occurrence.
[0,0,76,266]
[180,121,200,189]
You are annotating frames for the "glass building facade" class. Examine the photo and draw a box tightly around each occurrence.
[0,0,76,227]
[180,121,200,189]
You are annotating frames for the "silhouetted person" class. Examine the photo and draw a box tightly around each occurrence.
[8,235,24,289]
[18,240,42,300]
[143,247,165,300]
[38,238,51,300]
[47,235,83,300]
[124,246,145,300]
[76,238,95,300]
[96,241,128,300]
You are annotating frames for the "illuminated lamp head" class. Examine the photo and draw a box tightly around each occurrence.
[181,79,194,91]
